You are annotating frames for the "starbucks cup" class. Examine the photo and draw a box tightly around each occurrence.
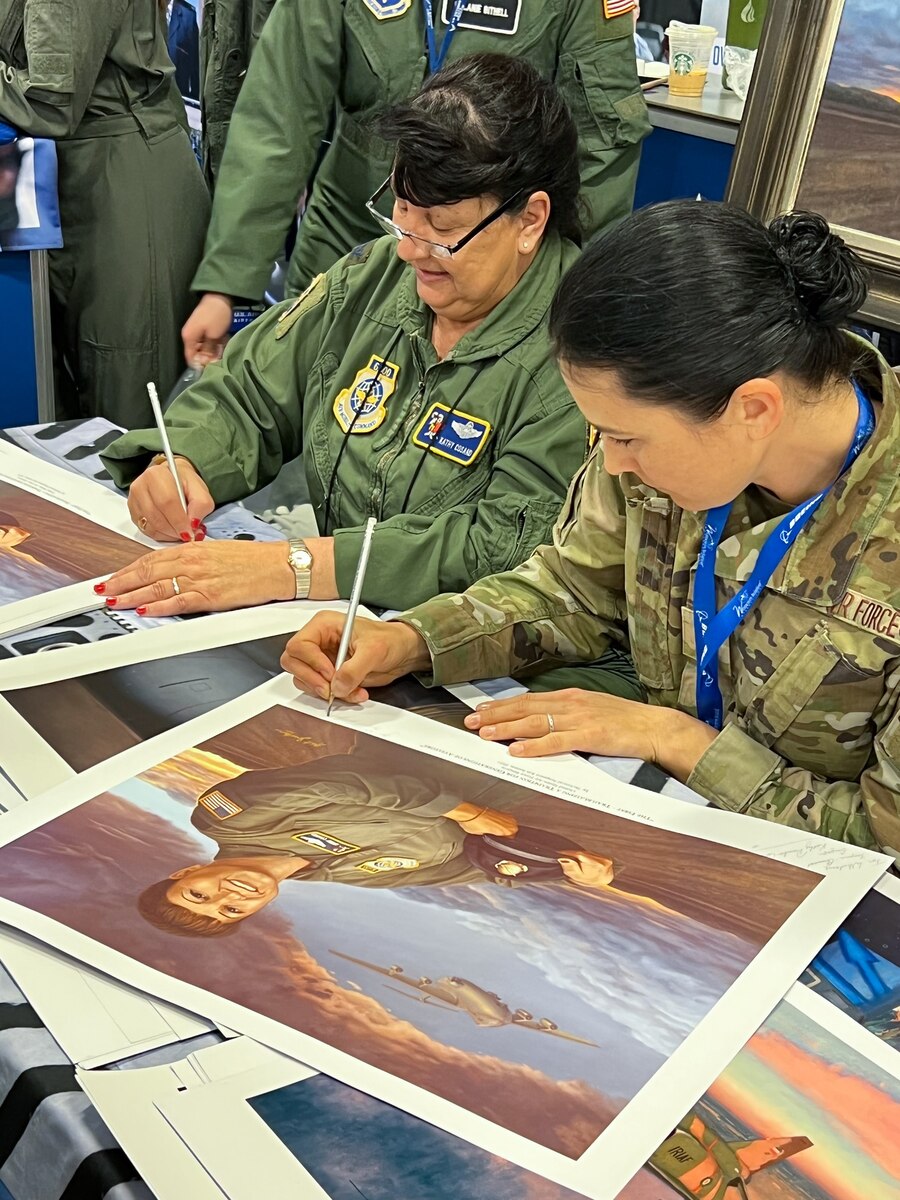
[665,23,718,96]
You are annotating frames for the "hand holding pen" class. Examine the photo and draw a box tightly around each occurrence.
[326,517,377,716]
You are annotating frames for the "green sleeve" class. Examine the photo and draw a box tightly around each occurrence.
[100,275,333,500]
[333,399,590,608]
[556,6,651,238]
[396,446,631,684]
[0,0,128,138]
[193,0,342,300]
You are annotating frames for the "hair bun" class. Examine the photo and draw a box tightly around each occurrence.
[768,211,868,326]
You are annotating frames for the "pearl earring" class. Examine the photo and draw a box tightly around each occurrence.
[523,242,529,250]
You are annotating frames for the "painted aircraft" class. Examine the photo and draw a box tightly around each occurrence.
[330,950,599,1046]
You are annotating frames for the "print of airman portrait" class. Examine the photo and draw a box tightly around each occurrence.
[137,754,618,936]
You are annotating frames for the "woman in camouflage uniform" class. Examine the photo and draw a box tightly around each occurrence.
[285,202,900,859]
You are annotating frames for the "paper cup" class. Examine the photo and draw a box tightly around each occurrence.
[665,23,718,96]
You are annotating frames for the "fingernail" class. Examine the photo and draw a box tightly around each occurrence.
[105,597,117,607]
[480,725,496,738]
[93,582,106,595]
[190,518,201,530]
[195,531,206,542]
[510,743,525,756]
[136,606,147,616]
[180,532,191,542]
[464,714,480,728]
[317,687,329,700]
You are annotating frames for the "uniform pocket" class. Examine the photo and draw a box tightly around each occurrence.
[741,622,843,748]
[559,43,652,152]
[626,497,678,691]
[24,0,73,92]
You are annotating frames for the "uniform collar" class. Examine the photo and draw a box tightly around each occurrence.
[376,232,575,363]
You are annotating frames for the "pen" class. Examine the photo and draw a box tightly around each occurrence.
[146,381,191,534]
[326,516,377,717]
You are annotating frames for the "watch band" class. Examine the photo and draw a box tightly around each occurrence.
[287,538,313,600]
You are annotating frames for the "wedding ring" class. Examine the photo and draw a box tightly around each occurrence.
[172,576,182,596]
[546,713,556,734]
[139,516,148,531]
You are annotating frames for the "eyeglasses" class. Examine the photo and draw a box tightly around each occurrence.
[365,177,526,259]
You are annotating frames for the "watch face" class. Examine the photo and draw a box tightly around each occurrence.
[290,545,313,569]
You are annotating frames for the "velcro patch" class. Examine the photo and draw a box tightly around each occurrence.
[275,274,326,339]
[198,790,243,819]
[442,1,521,35]
[412,403,492,465]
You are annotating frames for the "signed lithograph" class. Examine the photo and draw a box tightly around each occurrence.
[0,676,884,1196]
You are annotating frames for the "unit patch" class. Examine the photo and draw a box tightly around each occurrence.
[441,0,521,34]
[363,0,413,19]
[411,402,492,465]
[198,790,243,820]
[333,355,401,433]
[356,857,420,873]
[292,831,361,855]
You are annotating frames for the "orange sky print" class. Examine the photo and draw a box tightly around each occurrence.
[704,1001,900,1200]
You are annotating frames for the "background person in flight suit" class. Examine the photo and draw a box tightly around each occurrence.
[0,0,210,427]
[98,56,592,615]
[283,205,900,858]
[182,0,650,365]
[136,754,616,936]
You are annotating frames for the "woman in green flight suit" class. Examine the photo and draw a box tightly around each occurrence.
[0,0,210,427]
[184,0,650,365]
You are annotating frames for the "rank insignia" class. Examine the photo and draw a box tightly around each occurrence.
[363,0,413,19]
[198,789,242,820]
[356,857,420,873]
[333,355,401,434]
[411,403,492,465]
[292,830,360,855]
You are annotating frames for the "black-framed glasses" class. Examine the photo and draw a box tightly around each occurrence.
[365,177,527,258]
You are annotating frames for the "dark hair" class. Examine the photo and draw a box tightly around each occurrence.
[376,53,582,244]
[549,202,869,420]
[137,879,241,938]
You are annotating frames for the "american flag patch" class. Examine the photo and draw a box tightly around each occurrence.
[603,0,637,17]
[199,789,242,819]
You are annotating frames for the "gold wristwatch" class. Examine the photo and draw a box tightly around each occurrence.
[287,539,313,599]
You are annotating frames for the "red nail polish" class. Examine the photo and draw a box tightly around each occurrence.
[180,532,191,542]
[195,531,206,542]
[93,582,106,595]
[136,606,147,616]
[190,517,201,530]
[105,597,117,607]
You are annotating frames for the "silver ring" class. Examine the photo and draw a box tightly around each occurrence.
[546,712,555,734]
[171,576,181,596]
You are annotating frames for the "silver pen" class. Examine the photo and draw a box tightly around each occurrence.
[146,381,190,531]
[326,517,377,716]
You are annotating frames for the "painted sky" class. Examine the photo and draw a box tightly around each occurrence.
[826,0,900,100]
[251,1076,582,1200]
[707,1000,900,1200]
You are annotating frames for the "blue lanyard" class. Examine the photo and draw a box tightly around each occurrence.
[422,0,466,75]
[693,381,876,730]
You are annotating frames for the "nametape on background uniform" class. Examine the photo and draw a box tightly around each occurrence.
[441,0,521,34]
[199,790,243,819]
[292,831,360,855]
[412,402,492,465]
[356,857,420,873]
[363,0,413,18]
[602,0,637,18]
[333,355,401,434]
[833,589,900,642]
[275,273,326,339]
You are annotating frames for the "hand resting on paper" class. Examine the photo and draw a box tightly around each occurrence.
[127,454,214,542]
[464,690,717,782]
[281,613,431,703]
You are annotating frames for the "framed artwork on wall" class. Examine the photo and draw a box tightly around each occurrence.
[727,0,900,330]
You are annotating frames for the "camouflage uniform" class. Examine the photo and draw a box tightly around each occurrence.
[400,340,900,861]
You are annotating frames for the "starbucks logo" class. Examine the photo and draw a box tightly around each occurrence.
[673,52,695,75]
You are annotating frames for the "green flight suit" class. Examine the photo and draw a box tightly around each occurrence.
[198,0,277,185]
[0,1,210,427]
[192,0,650,301]
[192,754,508,888]
[649,1122,747,1199]
[397,340,900,859]
[102,233,590,609]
